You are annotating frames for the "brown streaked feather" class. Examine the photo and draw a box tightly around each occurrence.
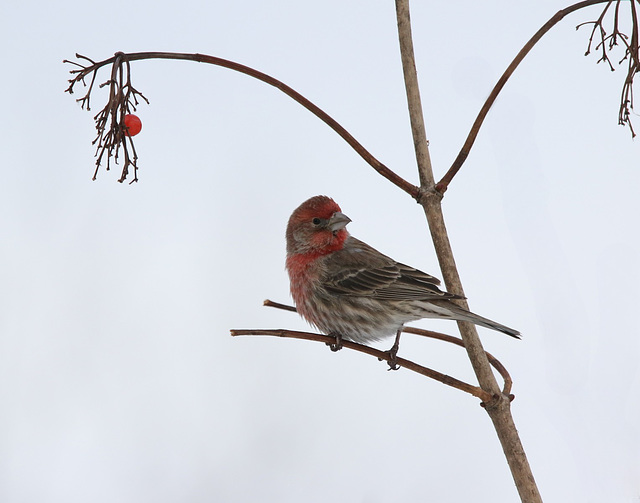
[323,237,463,301]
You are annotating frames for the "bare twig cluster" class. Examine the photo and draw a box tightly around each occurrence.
[578,0,640,136]
[64,52,149,182]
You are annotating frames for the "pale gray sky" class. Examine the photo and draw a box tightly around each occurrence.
[1,1,639,501]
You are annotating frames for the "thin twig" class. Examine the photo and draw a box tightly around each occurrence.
[578,0,640,136]
[438,0,615,193]
[402,326,513,396]
[263,299,297,312]
[578,1,615,68]
[263,298,513,395]
[230,328,493,402]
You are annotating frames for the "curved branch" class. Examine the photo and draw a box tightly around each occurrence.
[262,299,513,396]
[401,326,513,396]
[230,328,493,402]
[65,51,420,196]
[437,0,612,193]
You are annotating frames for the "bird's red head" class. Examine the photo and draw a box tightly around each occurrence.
[286,195,351,256]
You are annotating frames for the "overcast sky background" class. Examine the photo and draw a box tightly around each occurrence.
[1,1,639,501]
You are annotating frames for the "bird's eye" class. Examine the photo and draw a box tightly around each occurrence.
[312,217,322,226]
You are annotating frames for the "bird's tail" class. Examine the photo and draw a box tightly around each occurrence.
[438,303,521,339]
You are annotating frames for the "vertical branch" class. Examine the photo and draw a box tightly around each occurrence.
[394,0,434,190]
[394,1,542,502]
[394,0,499,395]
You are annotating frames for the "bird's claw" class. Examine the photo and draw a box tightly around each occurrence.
[381,329,402,370]
[328,333,343,352]
[378,341,400,370]
[383,346,400,371]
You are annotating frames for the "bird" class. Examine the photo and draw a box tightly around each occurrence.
[285,195,520,358]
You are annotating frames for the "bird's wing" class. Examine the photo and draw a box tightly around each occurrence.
[322,237,462,301]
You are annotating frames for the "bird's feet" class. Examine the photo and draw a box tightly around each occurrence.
[328,332,343,352]
[383,343,400,371]
[380,328,402,370]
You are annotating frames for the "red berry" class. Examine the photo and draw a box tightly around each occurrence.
[124,114,142,136]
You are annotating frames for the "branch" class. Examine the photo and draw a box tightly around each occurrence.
[438,0,618,193]
[263,299,513,396]
[65,52,419,195]
[401,326,513,396]
[395,1,541,501]
[395,0,499,392]
[230,328,494,402]
[394,0,435,191]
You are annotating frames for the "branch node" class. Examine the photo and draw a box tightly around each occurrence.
[479,392,514,410]
[414,185,443,206]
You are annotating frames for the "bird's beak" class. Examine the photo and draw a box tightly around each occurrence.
[328,211,351,231]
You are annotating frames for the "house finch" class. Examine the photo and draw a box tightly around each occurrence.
[285,195,520,353]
